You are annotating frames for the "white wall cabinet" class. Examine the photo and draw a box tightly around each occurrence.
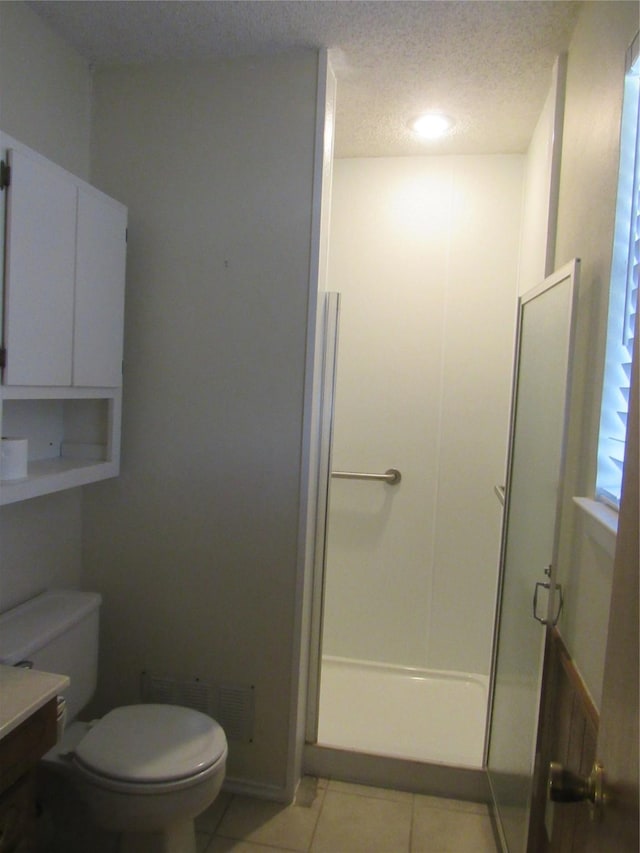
[3,145,127,387]
[3,147,77,386]
[74,187,127,387]
[0,135,127,504]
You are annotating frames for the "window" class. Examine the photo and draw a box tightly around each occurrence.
[596,37,639,510]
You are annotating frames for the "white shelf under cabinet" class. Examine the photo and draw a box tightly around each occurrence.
[0,386,121,505]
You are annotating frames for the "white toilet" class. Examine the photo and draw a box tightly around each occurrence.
[0,590,228,853]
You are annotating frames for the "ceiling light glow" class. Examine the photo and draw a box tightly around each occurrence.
[411,113,454,140]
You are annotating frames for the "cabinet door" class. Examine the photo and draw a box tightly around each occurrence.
[74,188,127,387]
[3,148,76,386]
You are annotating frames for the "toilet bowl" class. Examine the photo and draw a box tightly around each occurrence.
[75,704,226,849]
[0,591,228,853]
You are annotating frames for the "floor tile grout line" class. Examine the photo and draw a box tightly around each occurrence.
[310,778,419,853]
[327,780,415,803]
[408,793,416,853]
[211,790,236,836]
[306,774,329,852]
[201,782,495,852]
[211,828,307,852]
[207,833,302,853]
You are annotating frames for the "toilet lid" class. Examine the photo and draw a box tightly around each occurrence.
[74,704,227,783]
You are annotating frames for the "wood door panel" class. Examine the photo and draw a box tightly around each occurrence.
[530,628,598,852]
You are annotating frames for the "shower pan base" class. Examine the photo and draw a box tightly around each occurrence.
[316,656,488,768]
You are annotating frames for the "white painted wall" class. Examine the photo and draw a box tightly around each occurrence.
[518,56,566,296]
[323,155,523,676]
[0,2,92,612]
[0,2,92,181]
[553,1,638,708]
[81,53,320,797]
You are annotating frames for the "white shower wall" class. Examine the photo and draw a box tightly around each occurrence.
[324,155,524,676]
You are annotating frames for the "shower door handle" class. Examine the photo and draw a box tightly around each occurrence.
[533,580,564,626]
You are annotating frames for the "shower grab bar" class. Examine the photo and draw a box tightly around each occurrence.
[331,468,402,485]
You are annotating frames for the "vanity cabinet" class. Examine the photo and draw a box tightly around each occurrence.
[0,771,35,853]
[0,665,68,853]
[0,135,127,504]
[0,697,57,852]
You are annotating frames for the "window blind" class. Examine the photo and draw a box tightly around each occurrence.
[596,47,639,509]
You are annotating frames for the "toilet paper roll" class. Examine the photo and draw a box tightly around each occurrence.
[1,437,29,481]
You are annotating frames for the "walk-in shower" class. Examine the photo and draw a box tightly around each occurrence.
[309,154,525,769]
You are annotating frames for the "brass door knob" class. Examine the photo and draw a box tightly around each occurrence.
[548,761,606,819]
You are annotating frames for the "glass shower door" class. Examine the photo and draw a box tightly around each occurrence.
[487,260,580,851]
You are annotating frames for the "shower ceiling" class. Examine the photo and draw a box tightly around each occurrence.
[27,0,581,157]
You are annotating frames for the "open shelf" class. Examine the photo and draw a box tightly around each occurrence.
[0,387,121,505]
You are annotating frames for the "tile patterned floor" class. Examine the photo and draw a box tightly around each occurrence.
[196,778,498,853]
[36,771,498,852]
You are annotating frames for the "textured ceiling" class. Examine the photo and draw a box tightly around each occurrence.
[27,0,582,157]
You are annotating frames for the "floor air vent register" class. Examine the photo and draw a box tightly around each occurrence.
[140,671,255,743]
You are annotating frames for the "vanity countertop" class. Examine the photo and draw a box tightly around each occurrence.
[0,664,69,739]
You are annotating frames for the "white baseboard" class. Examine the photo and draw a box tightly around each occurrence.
[222,776,292,803]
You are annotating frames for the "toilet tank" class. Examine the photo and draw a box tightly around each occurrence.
[0,590,101,722]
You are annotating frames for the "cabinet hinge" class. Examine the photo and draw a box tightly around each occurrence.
[0,347,6,369]
[0,160,10,190]
[125,228,128,243]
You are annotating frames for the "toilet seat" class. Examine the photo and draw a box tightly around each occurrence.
[73,752,226,796]
[73,705,227,787]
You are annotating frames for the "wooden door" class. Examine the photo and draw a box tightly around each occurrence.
[540,330,638,851]
[584,329,638,850]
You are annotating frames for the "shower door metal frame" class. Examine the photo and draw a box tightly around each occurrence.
[485,259,580,851]
[305,290,341,744]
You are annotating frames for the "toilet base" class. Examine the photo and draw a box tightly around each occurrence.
[120,819,196,853]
